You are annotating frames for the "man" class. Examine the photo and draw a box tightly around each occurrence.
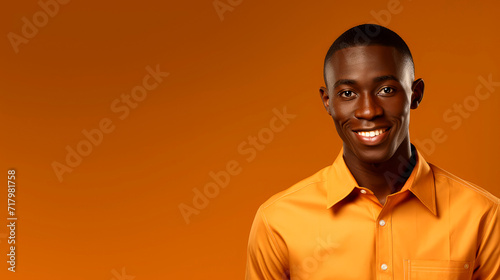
[245,24,499,279]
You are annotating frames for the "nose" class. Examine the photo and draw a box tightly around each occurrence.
[354,94,383,120]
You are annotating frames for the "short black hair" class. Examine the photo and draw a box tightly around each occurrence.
[323,24,414,86]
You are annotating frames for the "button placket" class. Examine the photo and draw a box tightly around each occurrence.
[376,201,393,279]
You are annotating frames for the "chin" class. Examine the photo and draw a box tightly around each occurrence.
[353,145,395,164]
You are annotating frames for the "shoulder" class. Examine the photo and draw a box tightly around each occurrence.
[429,163,499,209]
[258,164,331,217]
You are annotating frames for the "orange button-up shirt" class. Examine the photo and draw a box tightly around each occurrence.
[246,145,499,279]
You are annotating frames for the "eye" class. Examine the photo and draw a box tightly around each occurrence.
[378,87,395,96]
[339,90,356,98]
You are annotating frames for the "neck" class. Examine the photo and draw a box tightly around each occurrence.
[342,139,417,204]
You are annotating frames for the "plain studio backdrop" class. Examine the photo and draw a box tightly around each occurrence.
[0,0,499,279]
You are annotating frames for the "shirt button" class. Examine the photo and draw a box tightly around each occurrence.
[360,189,367,194]
[379,219,386,226]
[464,263,469,269]
[381,264,388,271]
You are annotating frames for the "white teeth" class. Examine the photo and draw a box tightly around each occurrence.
[357,129,386,137]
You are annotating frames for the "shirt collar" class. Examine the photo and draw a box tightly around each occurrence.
[325,144,437,216]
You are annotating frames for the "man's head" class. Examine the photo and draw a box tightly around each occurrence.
[319,24,424,164]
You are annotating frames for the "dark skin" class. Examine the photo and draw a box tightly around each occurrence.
[319,45,424,205]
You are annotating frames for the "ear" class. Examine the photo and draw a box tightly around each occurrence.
[319,86,331,115]
[410,78,424,109]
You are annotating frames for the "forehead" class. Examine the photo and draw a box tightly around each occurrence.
[325,45,412,87]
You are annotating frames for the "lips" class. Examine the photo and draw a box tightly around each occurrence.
[352,127,391,146]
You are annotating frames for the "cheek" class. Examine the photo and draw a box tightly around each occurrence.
[385,97,411,128]
[330,102,352,138]
[330,101,351,123]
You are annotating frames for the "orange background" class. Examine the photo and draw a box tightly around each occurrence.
[1,0,499,279]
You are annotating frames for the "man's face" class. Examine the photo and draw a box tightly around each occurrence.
[320,45,423,164]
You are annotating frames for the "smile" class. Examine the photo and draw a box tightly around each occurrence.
[353,127,391,145]
[355,128,389,137]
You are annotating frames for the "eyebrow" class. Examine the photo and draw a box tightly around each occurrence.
[332,75,399,89]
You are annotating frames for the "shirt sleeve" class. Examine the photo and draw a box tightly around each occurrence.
[245,206,289,280]
[473,199,500,280]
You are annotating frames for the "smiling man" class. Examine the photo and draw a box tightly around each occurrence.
[245,24,499,279]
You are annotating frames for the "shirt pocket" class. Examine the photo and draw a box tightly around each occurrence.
[403,259,472,280]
